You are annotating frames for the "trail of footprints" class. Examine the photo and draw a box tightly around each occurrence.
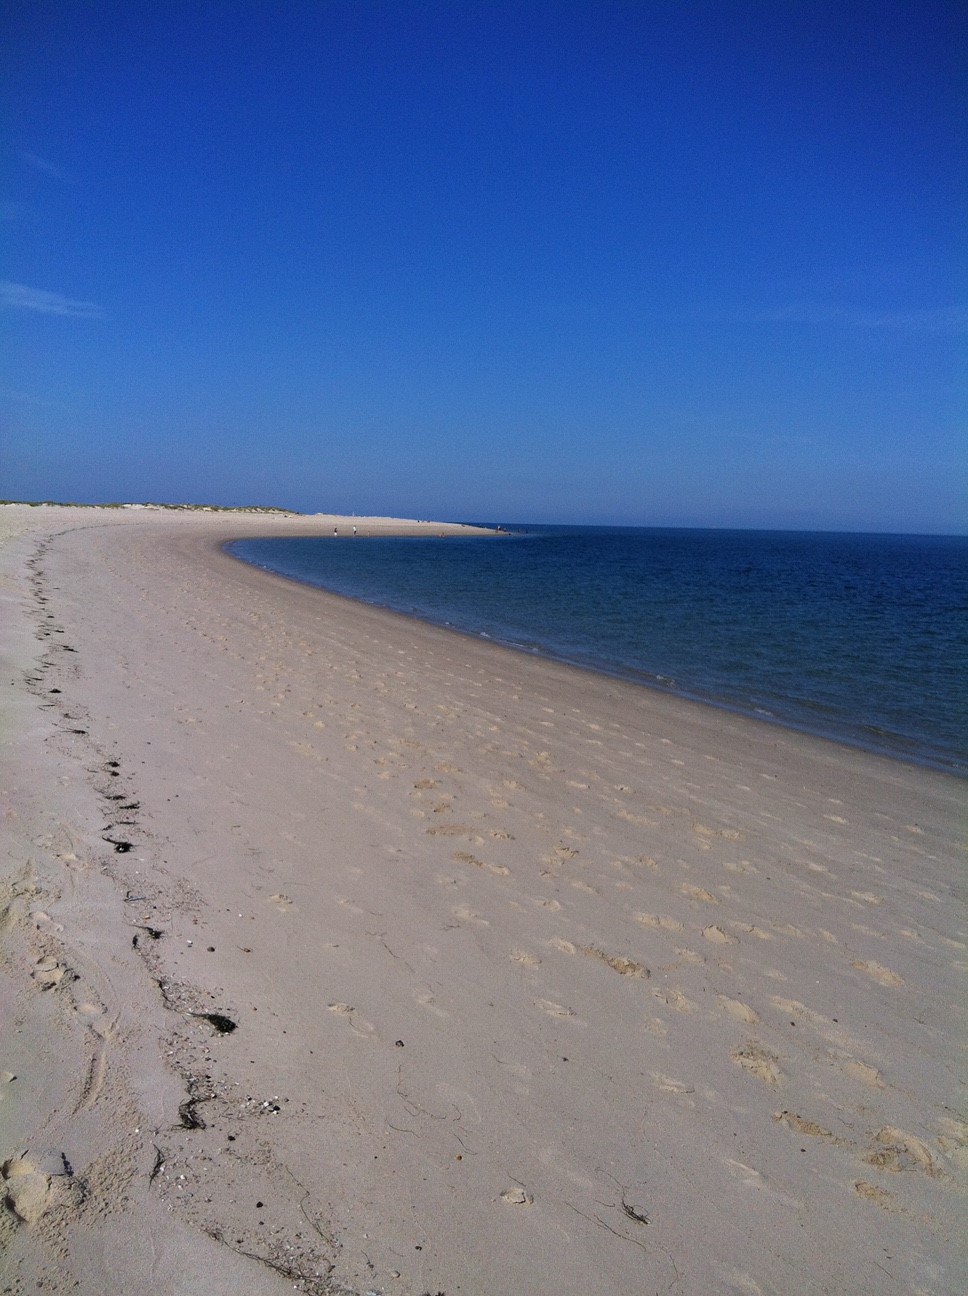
[401,748,961,1218]
[12,534,959,1262]
[1,859,122,1227]
[3,669,333,1288]
[159,588,967,1234]
[4,549,244,1243]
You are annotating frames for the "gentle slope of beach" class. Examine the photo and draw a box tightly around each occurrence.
[1,505,964,1295]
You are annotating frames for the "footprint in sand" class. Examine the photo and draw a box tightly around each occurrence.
[702,925,737,945]
[547,938,577,955]
[413,989,449,1018]
[851,924,883,942]
[681,883,719,904]
[615,808,657,827]
[427,824,485,844]
[845,1059,883,1087]
[533,897,562,912]
[268,893,295,913]
[570,880,598,895]
[719,997,759,1024]
[723,1161,802,1212]
[634,912,682,932]
[510,950,541,967]
[583,947,649,978]
[773,1111,847,1146]
[550,845,579,861]
[851,959,903,987]
[74,1001,115,1040]
[674,947,705,966]
[731,1041,783,1085]
[694,823,743,841]
[327,1002,376,1038]
[500,1187,534,1205]
[453,904,488,926]
[863,1127,941,1176]
[654,987,695,1013]
[771,997,827,1028]
[651,1072,695,1096]
[736,924,773,941]
[937,1118,968,1174]
[897,927,923,942]
[854,1181,897,1210]
[29,910,64,934]
[1,1150,80,1224]
[453,851,510,877]
[31,957,72,990]
[534,998,581,1021]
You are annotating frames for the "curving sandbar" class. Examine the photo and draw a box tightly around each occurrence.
[1,505,964,1295]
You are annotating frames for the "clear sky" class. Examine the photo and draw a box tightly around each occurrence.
[2,1,965,530]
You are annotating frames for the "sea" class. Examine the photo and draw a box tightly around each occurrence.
[227,526,968,777]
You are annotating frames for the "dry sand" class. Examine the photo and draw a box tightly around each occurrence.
[0,503,964,1295]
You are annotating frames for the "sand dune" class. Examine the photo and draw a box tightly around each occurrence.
[1,505,964,1295]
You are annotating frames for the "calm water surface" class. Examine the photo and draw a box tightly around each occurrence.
[228,527,968,776]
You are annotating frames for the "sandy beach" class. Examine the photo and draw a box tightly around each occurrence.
[1,504,964,1295]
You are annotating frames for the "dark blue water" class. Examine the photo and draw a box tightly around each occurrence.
[228,527,968,776]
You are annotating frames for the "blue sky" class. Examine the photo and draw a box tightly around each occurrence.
[2,1,965,530]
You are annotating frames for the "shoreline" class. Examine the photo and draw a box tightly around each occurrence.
[224,532,967,781]
[1,506,965,1295]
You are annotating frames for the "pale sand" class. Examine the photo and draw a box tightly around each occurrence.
[0,504,964,1295]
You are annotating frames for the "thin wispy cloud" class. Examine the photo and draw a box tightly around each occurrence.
[22,151,73,184]
[1,281,104,320]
